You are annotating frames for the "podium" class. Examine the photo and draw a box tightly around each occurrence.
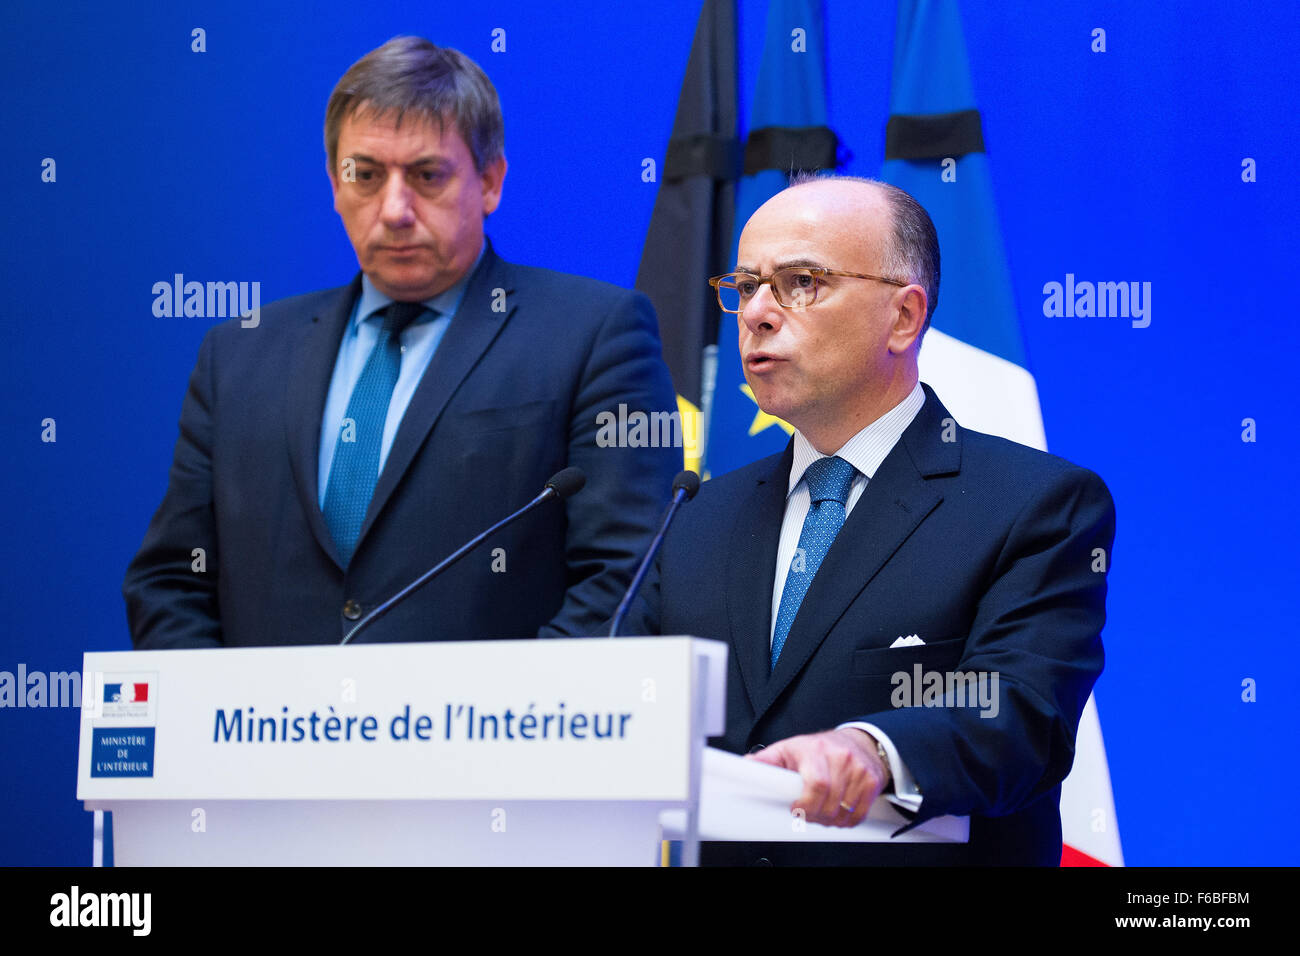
[79,636,968,865]
[78,637,726,866]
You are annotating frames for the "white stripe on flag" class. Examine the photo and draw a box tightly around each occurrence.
[918,328,1047,452]
[1059,694,1124,866]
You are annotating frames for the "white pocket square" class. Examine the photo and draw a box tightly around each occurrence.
[890,634,926,648]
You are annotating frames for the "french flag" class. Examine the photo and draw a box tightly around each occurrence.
[104,682,149,703]
[884,0,1123,867]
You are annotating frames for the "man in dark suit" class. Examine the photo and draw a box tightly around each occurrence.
[622,176,1114,865]
[124,37,679,648]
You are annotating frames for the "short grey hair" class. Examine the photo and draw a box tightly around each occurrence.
[787,172,941,334]
[324,36,505,175]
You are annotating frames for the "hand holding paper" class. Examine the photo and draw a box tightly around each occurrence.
[748,728,891,828]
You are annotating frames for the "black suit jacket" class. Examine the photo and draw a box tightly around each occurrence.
[125,244,680,647]
[622,384,1115,865]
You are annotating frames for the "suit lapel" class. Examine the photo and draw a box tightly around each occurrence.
[754,384,961,724]
[356,246,515,549]
[726,445,792,717]
[285,276,362,569]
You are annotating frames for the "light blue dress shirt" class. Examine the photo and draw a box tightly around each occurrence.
[317,245,484,507]
[772,382,928,811]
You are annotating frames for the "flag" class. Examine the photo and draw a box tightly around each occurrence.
[703,0,845,476]
[104,682,148,703]
[883,0,1122,866]
[635,0,740,473]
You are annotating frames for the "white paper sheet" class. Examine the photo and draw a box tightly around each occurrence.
[661,746,969,843]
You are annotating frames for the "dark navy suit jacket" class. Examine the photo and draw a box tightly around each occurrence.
[125,244,679,647]
[622,384,1115,865]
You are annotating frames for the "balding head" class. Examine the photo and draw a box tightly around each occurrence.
[731,176,934,453]
[777,175,940,332]
[744,177,894,276]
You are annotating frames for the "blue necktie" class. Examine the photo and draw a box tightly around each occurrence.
[771,455,858,671]
[322,301,426,566]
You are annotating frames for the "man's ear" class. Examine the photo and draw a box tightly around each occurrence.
[480,155,507,216]
[888,285,928,354]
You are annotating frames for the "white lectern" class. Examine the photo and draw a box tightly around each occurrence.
[78,637,726,866]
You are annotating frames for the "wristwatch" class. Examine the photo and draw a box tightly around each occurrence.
[876,738,895,793]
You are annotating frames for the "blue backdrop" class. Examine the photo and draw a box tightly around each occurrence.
[2,0,1296,866]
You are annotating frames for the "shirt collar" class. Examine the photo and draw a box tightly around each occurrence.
[787,381,926,496]
[351,240,487,332]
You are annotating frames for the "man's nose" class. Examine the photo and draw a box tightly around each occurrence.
[380,171,415,228]
[740,283,783,335]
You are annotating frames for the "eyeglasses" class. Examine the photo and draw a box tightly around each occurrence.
[708,267,908,313]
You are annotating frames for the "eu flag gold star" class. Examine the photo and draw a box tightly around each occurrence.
[741,384,794,437]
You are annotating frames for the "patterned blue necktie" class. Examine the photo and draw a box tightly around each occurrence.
[771,455,858,671]
[322,301,426,566]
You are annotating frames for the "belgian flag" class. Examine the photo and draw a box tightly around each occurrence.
[634,0,740,474]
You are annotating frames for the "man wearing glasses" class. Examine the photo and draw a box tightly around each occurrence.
[623,175,1114,865]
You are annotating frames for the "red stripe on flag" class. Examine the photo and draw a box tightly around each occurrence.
[133,683,149,702]
[1061,843,1109,867]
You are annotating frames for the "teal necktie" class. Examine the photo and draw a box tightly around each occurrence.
[322,301,426,565]
[771,455,858,671]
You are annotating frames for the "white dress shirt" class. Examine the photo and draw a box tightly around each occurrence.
[770,381,926,811]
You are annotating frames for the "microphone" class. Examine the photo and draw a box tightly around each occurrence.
[340,467,587,645]
[607,469,700,638]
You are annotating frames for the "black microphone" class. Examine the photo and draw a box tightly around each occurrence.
[607,469,700,638]
[340,467,586,645]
